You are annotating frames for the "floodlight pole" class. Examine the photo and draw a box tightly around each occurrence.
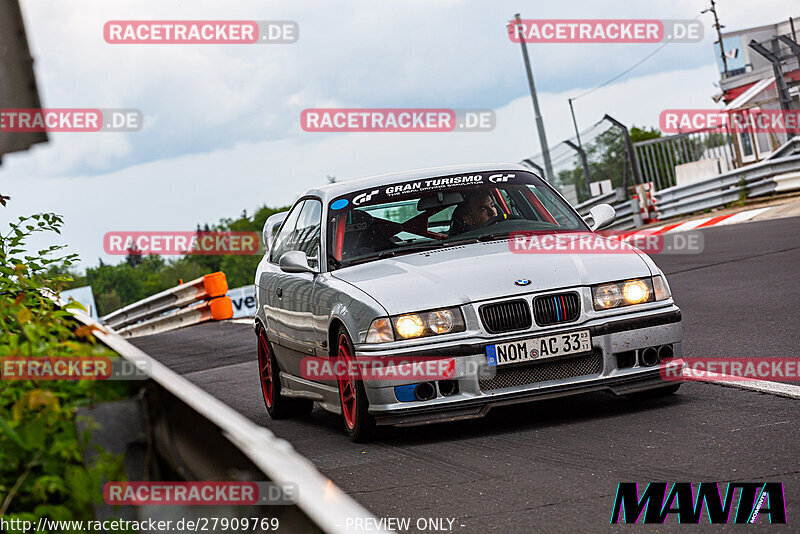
[512,14,554,182]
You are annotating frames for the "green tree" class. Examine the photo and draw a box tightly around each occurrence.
[558,126,662,202]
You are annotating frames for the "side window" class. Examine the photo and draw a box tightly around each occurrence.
[270,200,305,263]
[293,200,322,269]
[530,186,580,227]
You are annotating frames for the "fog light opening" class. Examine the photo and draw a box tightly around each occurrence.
[615,351,636,369]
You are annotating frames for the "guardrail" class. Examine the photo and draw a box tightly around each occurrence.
[102,272,233,338]
[571,190,638,231]
[653,152,800,220]
[572,191,616,216]
[765,136,800,160]
[59,296,388,534]
[565,136,800,230]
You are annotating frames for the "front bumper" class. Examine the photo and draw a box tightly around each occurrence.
[355,306,683,426]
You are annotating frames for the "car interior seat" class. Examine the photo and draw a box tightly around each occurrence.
[341,210,396,260]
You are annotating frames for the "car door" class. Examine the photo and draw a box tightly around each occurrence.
[258,200,305,371]
[275,199,323,377]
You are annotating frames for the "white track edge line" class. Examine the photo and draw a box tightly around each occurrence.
[702,377,800,399]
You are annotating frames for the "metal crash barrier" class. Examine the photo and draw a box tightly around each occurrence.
[57,296,389,534]
[569,136,800,229]
[102,272,233,338]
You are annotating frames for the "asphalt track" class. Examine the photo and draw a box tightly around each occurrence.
[131,216,800,533]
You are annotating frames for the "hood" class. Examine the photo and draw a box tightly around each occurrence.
[332,239,653,315]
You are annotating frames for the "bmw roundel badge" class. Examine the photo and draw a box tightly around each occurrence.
[515,279,531,286]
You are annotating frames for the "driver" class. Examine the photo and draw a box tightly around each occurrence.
[450,191,502,235]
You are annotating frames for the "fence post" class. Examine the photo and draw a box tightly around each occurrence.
[604,115,643,192]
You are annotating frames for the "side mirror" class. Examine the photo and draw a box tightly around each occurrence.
[588,204,616,231]
[279,251,317,274]
[262,212,288,252]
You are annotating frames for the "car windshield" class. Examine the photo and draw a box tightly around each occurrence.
[326,170,587,269]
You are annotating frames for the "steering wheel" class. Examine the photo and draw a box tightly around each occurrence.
[485,213,519,226]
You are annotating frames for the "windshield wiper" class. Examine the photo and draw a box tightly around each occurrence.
[376,242,448,259]
[443,237,481,246]
[477,231,513,241]
[344,242,447,266]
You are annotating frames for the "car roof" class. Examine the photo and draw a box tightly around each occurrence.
[302,162,537,203]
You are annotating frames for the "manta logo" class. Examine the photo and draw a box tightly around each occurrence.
[353,189,379,206]
[611,482,787,524]
[515,279,531,286]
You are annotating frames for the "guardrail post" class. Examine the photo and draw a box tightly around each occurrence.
[631,196,643,227]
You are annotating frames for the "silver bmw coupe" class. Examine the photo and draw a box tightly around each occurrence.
[254,164,683,441]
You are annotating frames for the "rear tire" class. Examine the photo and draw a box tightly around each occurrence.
[336,327,376,442]
[257,327,313,419]
[626,384,681,401]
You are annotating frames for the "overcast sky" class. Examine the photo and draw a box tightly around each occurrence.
[0,0,795,269]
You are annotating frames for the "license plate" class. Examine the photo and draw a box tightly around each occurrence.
[486,330,592,367]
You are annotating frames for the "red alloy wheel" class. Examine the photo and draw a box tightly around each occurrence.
[257,330,274,408]
[337,333,358,429]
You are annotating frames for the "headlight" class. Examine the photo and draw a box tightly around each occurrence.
[593,283,622,309]
[393,307,465,340]
[622,280,650,304]
[396,314,426,339]
[592,278,656,310]
[365,308,466,343]
[428,309,455,334]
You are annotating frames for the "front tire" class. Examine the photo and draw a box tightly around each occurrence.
[336,327,376,442]
[257,327,313,419]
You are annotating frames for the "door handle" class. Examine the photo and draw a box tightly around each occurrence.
[276,287,282,298]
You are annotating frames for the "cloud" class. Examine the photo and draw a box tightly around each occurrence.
[1,0,795,267]
[15,0,788,176]
[2,61,719,268]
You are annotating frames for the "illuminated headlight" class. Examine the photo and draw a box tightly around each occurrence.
[622,279,650,304]
[391,307,465,340]
[592,278,656,310]
[395,314,426,339]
